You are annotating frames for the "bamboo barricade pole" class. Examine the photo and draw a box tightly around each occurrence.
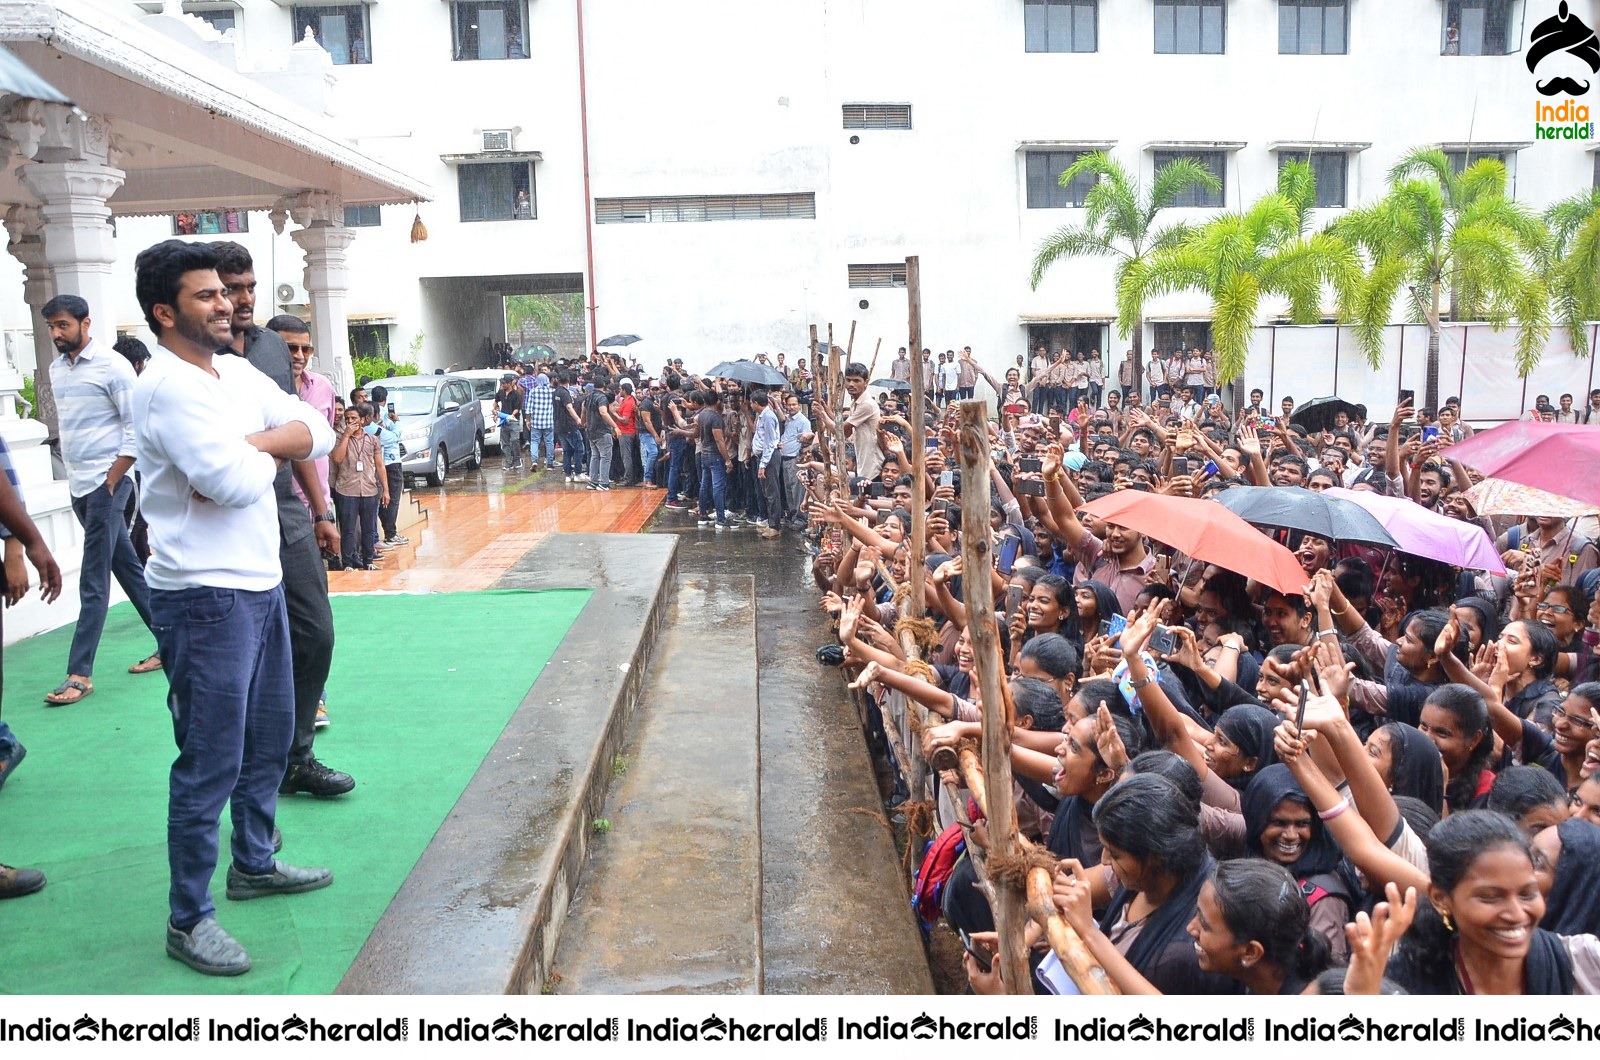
[866,337,883,380]
[956,398,1030,994]
[845,319,857,361]
[810,324,829,497]
[828,325,846,501]
[899,255,931,809]
[931,747,1119,994]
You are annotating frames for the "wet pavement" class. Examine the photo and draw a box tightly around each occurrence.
[553,495,931,994]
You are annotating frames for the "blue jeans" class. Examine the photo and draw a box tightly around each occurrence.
[153,584,294,930]
[529,425,555,466]
[697,454,728,522]
[639,432,660,485]
[561,427,585,476]
[667,436,689,499]
[68,476,155,677]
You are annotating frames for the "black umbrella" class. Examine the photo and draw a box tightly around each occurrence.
[597,334,642,347]
[871,378,912,393]
[1289,396,1362,433]
[705,359,787,388]
[1214,485,1397,547]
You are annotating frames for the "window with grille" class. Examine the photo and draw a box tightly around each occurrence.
[594,194,817,224]
[1152,151,1226,207]
[451,0,528,60]
[1155,0,1226,53]
[1025,150,1099,208]
[1024,0,1098,52]
[1443,150,1509,174]
[172,209,249,236]
[458,161,535,222]
[1153,322,1212,354]
[291,4,371,64]
[847,263,908,288]
[1442,0,1513,55]
[1279,0,1346,54]
[1277,151,1348,208]
[343,204,382,227]
[842,104,912,130]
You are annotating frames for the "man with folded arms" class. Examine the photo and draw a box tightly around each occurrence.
[131,240,336,976]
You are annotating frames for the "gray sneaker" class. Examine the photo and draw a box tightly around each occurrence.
[225,860,333,901]
[166,917,251,976]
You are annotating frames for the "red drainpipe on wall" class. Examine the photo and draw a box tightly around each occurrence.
[575,0,598,349]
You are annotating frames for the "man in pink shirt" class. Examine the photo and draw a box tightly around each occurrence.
[269,316,336,513]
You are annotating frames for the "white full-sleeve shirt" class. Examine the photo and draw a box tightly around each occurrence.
[132,345,335,591]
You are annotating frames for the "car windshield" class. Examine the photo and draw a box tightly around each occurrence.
[386,386,439,417]
[471,379,498,400]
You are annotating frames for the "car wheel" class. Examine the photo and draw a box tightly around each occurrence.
[426,445,448,487]
[467,433,483,469]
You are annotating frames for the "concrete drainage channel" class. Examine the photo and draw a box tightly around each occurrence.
[547,517,932,995]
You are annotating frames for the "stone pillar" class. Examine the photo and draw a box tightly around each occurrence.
[4,206,60,437]
[287,192,356,397]
[17,106,125,329]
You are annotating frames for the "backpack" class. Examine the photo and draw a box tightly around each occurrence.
[912,821,966,928]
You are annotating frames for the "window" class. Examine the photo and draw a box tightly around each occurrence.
[1024,0,1098,52]
[1277,151,1348,208]
[451,0,528,61]
[848,263,908,288]
[1443,149,1509,174]
[458,161,535,222]
[348,323,390,360]
[1152,322,1212,354]
[593,194,817,224]
[1442,0,1512,55]
[291,5,370,65]
[1025,150,1098,208]
[1152,151,1226,207]
[842,104,912,130]
[1279,0,1346,54]
[1155,0,1225,53]
[343,204,382,227]
[172,209,248,235]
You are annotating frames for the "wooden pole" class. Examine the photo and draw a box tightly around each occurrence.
[810,323,829,498]
[958,398,1030,994]
[899,256,930,805]
[828,324,846,495]
[845,319,857,360]
[867,337,883,380]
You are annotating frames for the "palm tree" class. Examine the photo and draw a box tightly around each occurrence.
[1029,151,1221,396]
[1115,161,1359,397]
[1544,187,1600,359]
[1333,148,1550,410]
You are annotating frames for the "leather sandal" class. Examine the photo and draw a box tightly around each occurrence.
[128,654,163,674]
[44,679,92,706]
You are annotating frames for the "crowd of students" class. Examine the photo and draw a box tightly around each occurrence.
[798,348,1600,995]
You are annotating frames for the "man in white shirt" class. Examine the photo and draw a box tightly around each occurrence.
[131,240,335,977]
[42,295,162,706]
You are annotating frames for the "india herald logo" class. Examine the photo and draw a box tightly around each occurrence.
[1528,2,1600,96]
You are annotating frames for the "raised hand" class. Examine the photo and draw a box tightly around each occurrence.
[1051,859,1097,936]
[1343,883,1418,996]
[1094,703,1129,774]
[1236,423,1261,457]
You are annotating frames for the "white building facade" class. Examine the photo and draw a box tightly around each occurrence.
[2,0,1594,388]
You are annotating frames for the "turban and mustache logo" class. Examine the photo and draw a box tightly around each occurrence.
[1527,1,1600,96]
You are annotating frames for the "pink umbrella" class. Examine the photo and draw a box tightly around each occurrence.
[1445,421,1600,509]
[1324,488,1507,574]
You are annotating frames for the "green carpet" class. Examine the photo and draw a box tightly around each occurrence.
[0,588,590,994]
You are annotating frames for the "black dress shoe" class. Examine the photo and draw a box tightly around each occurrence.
[279,759,355,798]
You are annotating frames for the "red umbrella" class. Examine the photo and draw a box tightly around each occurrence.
[1446,421,1600,509]
[1080,491,1311,597]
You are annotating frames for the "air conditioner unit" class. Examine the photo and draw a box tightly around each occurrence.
[276,282,308,306]
[481,129,513,152]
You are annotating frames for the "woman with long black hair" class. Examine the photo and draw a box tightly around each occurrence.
[1188,859,1334,995]
[1419,684,1498,813]
[1386,811,1600,994]
[1051,772,1242,994]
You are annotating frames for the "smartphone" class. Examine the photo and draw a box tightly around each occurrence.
[868,482,886,499]
[1172,456,1191,476]
[1005,585,1024,621]
[1015,477,1047,497]
[1018,457,1043,473]
[1098,619,1113,639]
[939,469,955,488]
[958,929,992,974]
[387,402,395,417]
[1421,425,1439,443]
[1295,681,1309,734]
[1200,459,1219,481]
[1148,626,1177,656]
[1398,389,1415,408]
[1259,417,1275,430]
[1108,613,1128,639]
